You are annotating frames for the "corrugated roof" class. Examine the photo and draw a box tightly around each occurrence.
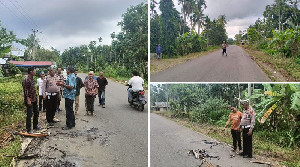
[9,61,52,66]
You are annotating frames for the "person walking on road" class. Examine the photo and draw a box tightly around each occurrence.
[156,44,162,59]
[222,41,227,56]
[239,100,255,158]
[223,107,243,152]
[74,69,84,115]
[42,68,59,126]
[59,67,76,130]
[96,71,108,108]
[84,71,99,116]
[37,71,46,112]
[22,67,39,133]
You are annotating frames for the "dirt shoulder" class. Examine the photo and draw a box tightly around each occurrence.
[150,48,219,75]
[242,46,298,82]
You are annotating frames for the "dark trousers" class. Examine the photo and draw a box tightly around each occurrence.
[242,128,253,156]
[26,101,39,131]
[65,98,75,128]
[38,95,46,111]
[57,90,62,109]
[45,94,58,123]
[222,49,227,55]
[231,129,242,150]
[86,95,95,112]
[98,90,105,105]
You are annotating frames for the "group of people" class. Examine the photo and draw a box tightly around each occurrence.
[223,100,255,158]
[22,67,108,133]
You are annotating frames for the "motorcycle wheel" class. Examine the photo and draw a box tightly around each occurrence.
[128,97,133,106]
[139,104,144,111]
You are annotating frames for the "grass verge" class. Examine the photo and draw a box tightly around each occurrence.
[242,46,300,82]
[0,76,26,166]
[154,111,300,167]
[150,46,220,74]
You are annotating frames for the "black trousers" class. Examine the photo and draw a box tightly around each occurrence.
[45,94,58,123]
[242,128,253,156]
[231,129,242,150]
[26,101,39,131]
[65,98,75,128]
[222,49,227,54]
[86,95,95,112]
[38,95,46,111]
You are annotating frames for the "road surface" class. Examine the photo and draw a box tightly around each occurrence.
[151,45,271,82]
[17,73,148,167]
[151,113,268,167]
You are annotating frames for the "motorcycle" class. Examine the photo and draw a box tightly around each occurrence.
[126,82,147,111]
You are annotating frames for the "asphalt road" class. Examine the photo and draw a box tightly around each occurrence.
[151,45,271,82]
[150,113,268,167]
[17,73,148,167]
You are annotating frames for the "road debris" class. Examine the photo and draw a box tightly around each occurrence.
[80,119,89,123]
[250,160,271,165]
[188,149,220,160]
[17,131,49,137]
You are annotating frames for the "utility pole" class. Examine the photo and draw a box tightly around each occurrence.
[166,84,169,111]
[248,83,252,105]
[32,29,38,61]
[277,0,282,31]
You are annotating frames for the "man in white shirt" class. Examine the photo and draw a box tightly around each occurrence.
[37,71,46,112]
[127,71,144,102]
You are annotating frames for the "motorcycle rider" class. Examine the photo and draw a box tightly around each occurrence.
[127,71,144,103]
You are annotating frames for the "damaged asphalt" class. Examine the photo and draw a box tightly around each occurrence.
[15,73,148,167]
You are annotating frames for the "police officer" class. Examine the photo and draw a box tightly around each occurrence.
[239,100,255,158]
[42,68,59,126]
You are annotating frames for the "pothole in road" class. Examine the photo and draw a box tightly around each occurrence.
[16,127,118,166]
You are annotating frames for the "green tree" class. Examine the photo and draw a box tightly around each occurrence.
[0,21,16,57]
[159,0,181,57]
[35,48,59,62]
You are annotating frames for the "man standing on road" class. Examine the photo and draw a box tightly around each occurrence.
[42,68,59,126]
[97,71,108,108]
[239,100,255,158]
[37,71,46,112]
[74,69,84,115]
[22,67,39,133]
[223,107,243,152]
[84,71,99,116]
[127,71,144,103]
[56,68,64,112]
[59,67,76,130]
[156,44,162,59]
[222,41,227,56]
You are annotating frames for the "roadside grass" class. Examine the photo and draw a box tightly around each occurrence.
[150,46,220,74]
[0,136,22,166]
[0,76,26,166]
[243,46,300,82]
[154,111,300,167]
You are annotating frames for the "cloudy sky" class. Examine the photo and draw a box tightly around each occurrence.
[0,0,145,52]
[159,0,275,39]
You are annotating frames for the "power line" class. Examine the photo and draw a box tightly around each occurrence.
[8,0,38,29]
[1,0,53,50]
[0,0,31,29]
[9,0,40,29]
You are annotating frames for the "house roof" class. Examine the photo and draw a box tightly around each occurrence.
[9,61,52,67]
[154,102,169,107]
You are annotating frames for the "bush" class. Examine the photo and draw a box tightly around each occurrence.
[176,31,207,56]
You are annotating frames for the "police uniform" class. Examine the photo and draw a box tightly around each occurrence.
[42,75,59,123]
[239,107,255,158]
